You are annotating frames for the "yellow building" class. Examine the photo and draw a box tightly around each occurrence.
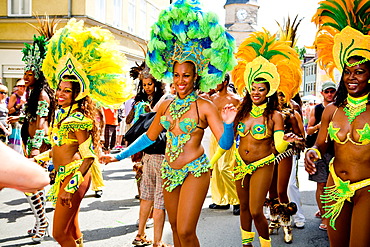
[0,0,170,88]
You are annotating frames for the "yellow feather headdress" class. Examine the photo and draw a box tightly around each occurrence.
[42,18,133,108]
[312,0,370,79]
[232,29,301,101]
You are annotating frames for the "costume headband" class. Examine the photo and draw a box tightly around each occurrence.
[312,0,370,79]
[42,18,133,108]
[146,0,236,92]
[232,30,301,98]
[130,61,155,81]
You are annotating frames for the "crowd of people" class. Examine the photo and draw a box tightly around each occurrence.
[1,0,370,246]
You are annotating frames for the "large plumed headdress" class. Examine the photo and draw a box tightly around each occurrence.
[22,15,59,80]
[312,0,370,79]
[146,0,237,92]
[232,29,301,99]
[42,18,133,108]
[22,35,48,80]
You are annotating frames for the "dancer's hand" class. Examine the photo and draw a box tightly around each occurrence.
[60,190,73,208]
[283,132,303,142]
[304,149,319,175]
[99,154,118,164]
[221,103,237,124]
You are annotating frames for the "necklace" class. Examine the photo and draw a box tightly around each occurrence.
[250,103,267,118]
[169,91,198,120]
[55,104,79,125]
[344,93,368,124]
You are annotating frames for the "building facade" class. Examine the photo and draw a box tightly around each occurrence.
[0,0,170,88]
[302,54,341,101]
[224,0,259,47]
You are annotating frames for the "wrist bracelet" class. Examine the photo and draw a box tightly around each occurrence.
[306,147,322,159]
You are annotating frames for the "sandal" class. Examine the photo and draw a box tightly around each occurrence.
[132,234,153,246]
[318,223,327,231]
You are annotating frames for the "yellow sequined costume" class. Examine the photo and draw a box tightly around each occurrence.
[209,134,239,206]
[45,106,103,205]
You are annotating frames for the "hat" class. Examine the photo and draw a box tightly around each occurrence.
[16,79,25,86]
[321,81,336,91]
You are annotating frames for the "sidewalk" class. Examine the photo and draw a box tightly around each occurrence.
[0,157,329,247]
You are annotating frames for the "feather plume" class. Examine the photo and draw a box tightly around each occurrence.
[312,0,370,78]
[42,18,133,108]
[28,14,59,40]
[146,0,236,92]
[232,30,301,100]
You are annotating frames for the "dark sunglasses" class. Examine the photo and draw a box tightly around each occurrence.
[17,85,26,87]
[323,89,336,94]
[0,91,7,95]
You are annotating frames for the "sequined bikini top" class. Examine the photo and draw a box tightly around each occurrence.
[327,108,370,145]
[160,92,205,162]
[49,104,93,147]
[237,119,272,140]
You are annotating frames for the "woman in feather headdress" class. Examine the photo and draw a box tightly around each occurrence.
[19,18,56,243]
[38,18,133,246]
[305,0,370,245]
[100,1,236,246]
[228,29,301,247]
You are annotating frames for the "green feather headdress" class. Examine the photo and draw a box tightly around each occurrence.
[42,18,133,108]
[22,35,48,80]
[146,0,237,92]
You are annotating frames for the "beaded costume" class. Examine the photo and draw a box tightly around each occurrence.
[312,0,370,233]
[40,19,133,206]
[144,0,236,191]
[321,159,370,230]
[22,36,51,156]
[227,27,302,247]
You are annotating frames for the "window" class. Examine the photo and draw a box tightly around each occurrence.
[113,0,122,28]
[8,0,31,16]
[95,0,106,23]
[128,0,136,33]
[139,0,147,38]
[149,4,158,27]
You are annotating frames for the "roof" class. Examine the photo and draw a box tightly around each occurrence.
[225,0,250,5]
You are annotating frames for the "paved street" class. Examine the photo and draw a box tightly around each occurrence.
[0,157,329,247]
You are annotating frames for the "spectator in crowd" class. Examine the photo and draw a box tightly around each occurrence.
[306,81,336,231]
[7,79,27,153]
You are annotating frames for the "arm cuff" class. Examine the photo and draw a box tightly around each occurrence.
[114,133,155,160]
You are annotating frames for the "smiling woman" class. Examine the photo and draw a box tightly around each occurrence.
[39,18,133,246]
[229,29,302,247]
[305,0,370,246]
[100,1,237,246]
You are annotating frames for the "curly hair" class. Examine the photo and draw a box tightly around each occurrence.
[52,75,101,154]
[21,73,55,144]
[233,79,280,134]
[24,73,55,122]
[334,56,370,107]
